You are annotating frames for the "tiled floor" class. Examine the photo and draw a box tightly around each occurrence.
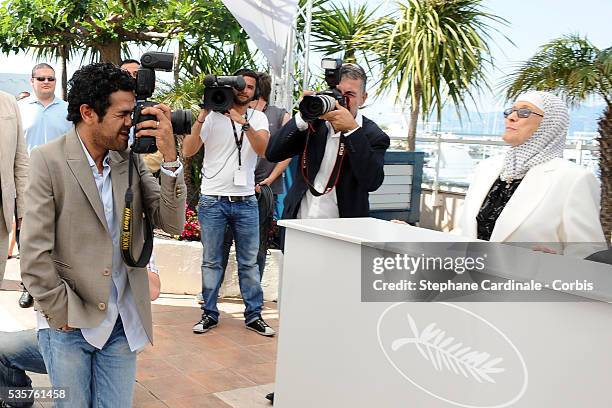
[1,258,278,408]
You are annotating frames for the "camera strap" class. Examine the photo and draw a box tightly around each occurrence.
[120,151,154,268]
[230,114,247,168]
[300,127,347,197]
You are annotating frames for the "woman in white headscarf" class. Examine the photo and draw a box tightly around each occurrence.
[454,91,606,250]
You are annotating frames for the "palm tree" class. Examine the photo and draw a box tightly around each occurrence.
[504,34,612,242]
[377,0,509,151]
[311,1,390,66]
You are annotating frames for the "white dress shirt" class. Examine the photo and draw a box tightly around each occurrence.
[294,111,363,219]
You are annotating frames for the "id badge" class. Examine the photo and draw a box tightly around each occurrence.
[234,168,247,186]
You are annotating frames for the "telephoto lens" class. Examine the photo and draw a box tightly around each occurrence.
[298,94,337,122]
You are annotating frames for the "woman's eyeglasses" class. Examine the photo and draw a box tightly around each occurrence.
[33,76,56,82]
[503,108,543,118]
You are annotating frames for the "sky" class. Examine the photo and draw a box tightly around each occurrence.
[0,0,610,125]
[361,0,611,113]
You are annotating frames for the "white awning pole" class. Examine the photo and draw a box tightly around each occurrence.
[302,0,313,91]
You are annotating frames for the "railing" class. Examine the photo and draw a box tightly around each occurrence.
[389,133,601,197]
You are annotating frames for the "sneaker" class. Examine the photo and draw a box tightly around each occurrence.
[246,317,275,337]
[192,314,218,334]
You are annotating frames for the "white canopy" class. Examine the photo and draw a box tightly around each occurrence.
[222,0,300,76]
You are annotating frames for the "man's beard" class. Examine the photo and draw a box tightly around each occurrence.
[234,94,251,106]
[97,129,130,152]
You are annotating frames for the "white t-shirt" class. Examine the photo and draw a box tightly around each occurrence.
[199,109,269,196]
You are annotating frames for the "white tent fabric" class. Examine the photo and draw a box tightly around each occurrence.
[222,0,300,75]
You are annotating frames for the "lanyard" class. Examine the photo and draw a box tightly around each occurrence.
[230,114,248,168]
[121,151,154,268]
[301,125,347,197]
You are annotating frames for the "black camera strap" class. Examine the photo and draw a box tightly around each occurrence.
[230,113,248,168]
[300,127,347,197]
[121,151,154,268]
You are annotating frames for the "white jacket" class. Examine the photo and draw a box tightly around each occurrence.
[454,156,606,252]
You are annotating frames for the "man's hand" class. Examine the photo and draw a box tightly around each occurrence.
[255,177,272,194]
[532,245,558,254]
[300,90,316,101]
[320,102,359,133]
[135,103,177,162]
[196,109,209,124]
[224,108,247,125]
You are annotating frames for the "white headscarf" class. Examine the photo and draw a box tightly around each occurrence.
[500,91,569,182]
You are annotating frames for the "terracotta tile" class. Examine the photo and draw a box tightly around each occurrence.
[139,374,210,401]
[133,381,159,405]
[0,279,21,291]
[165,352,225,374]
[157,326,241,351]
[244,343,278,361]
[136,358,182,382]
[218,328,276,347]
[153,311,200,326]
[193,335,243,351]
[133,401,168,408]
[188,368,256,393]
[197,346,267,369]
[163,394,232,408]
[231,362,276,385]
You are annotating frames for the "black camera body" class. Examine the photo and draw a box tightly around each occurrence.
[131,52,192,154]
[199,75,246,113]
[299,58,348,122]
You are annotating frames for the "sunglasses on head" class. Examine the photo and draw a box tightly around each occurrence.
[503,107,543,118]
[33,76,56,82]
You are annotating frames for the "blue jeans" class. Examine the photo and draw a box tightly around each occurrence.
[198,194,263,323]
[0,330,46,408]
[221,226,267,281]
[37,318,137,408]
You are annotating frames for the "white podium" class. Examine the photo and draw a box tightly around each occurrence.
[274,218,612,408]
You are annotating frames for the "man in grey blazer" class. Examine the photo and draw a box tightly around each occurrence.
[0,91,28,282]
[20,62,185,407]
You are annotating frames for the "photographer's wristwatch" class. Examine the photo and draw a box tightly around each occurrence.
[241,121,251,132]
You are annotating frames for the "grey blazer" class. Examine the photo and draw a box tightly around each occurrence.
[20,128,185,341]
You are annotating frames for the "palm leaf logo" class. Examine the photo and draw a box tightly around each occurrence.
[392,313,505,384]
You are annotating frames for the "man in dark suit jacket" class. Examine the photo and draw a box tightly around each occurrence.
[266,63,390,220]
[263,63,389,404]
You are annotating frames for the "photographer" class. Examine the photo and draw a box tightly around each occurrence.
[183,69,275,337]
[266,63,390,220]
[20,62,186,407]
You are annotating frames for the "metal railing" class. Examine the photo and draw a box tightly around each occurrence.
[400,133,601,197]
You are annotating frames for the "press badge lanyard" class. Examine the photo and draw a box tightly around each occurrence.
[230,114,248,168]
[301,124,347,197]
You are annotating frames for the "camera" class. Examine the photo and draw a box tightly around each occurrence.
[131,52,193,154]
[199,75,246,113]
[298,58,347,122]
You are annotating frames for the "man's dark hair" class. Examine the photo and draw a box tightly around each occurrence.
[234,68,259,85]
[257,72,272,102]
[66,62,135,124]
[340,63,367,92]
[120,58,140,67]
[31,63,54,77]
